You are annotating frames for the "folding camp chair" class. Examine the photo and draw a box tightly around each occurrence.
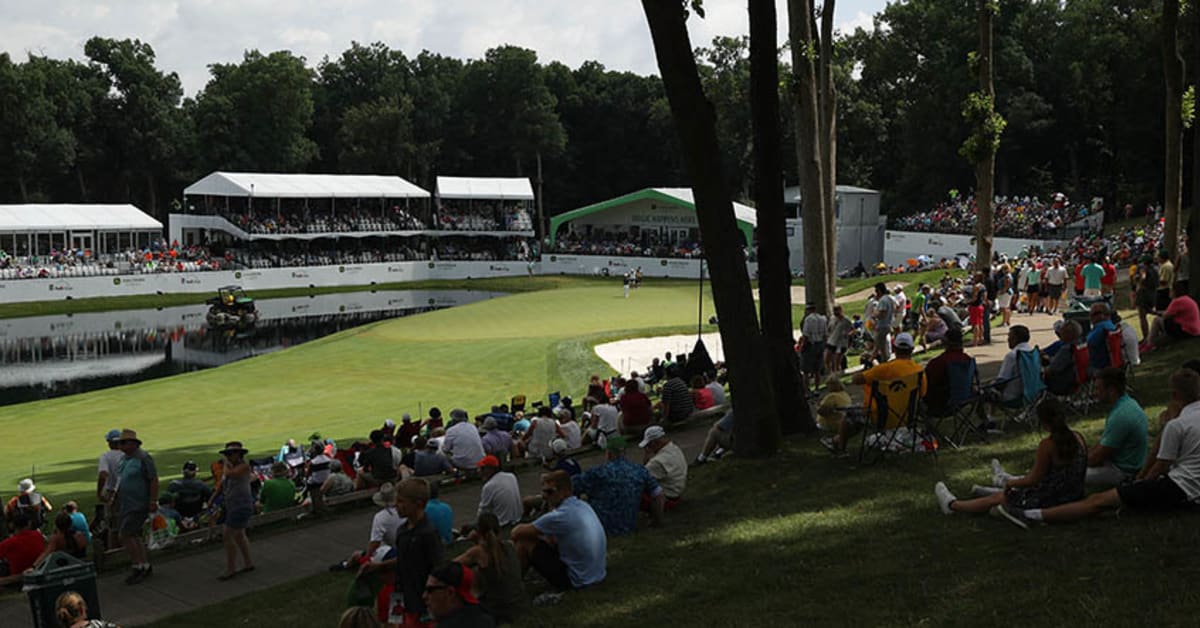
[990,347,1045,429]
[548,391,561,409]
[1105,327,1138,397]
[510,394,527,413]
[859,371,933,465]
[927,357,985,448]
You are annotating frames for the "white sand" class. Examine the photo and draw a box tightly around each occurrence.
[594,332,724,376]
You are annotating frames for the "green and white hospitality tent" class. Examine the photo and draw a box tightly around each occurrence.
[548,187,756,247]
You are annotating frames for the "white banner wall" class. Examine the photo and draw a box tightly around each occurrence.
[540,254,758,279]
[883,231,1068,266]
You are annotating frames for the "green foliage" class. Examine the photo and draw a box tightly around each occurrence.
[338,95,416,175]
[1184,85,1195,130]
[959,91,1006,164]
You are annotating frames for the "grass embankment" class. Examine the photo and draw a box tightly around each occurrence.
[147,337,1200,627]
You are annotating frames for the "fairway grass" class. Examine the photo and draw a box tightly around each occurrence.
[0,281,731,509]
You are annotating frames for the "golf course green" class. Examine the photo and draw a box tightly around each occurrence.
[0,277,730,508]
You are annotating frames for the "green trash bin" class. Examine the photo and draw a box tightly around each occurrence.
[23,552,102,628]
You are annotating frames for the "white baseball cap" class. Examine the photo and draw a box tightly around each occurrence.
[894,333,916,350]
[638,425,667,448]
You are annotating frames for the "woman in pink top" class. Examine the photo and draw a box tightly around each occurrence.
[1146,283,1200,352]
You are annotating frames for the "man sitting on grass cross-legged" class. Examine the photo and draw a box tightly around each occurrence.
[511,471,606,592]
[996,368,1200,529]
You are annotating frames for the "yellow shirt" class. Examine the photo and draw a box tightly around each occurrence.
[860,359,927,427]
[1160,261,1175,288]
[816,391,853,430]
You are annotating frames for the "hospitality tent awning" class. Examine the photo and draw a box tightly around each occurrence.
[548,187,756,246]
[0,204,161,232]
[184,172,430,199]
[436,176,535,201]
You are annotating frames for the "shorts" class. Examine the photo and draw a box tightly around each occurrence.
[968,305,984,326]
[224,505,253,530]
[530,538,573,591]
[826,343,847,356]
[119,509,149,538]
[1026,285,1040,295]
[1047,283,1063,296]
[1165,318,1192,340]
[1117,475,1193,511]
[997,293,1013,309]
[1157,289,1172,312]
[801,342,825,373]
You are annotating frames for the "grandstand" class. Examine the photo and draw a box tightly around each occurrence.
[0,204,168,280]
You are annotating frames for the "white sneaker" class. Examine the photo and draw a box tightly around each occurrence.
[971,484,1004,497]
[990,459,1006,487]
[934,481,956,515]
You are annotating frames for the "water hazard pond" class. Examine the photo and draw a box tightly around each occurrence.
[0,289,505,407]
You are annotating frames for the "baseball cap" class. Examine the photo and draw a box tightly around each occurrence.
[476,455,501,469]
[105,429,122,442]
[181,460,198,472]
[638,425,667,448]
[550,438,569,455]
[894,333,915,350]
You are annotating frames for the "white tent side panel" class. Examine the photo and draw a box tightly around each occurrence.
[0,204,162,232]
[436,176,535,200]
[183,172,430,199]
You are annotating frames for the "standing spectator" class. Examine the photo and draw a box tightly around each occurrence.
[1081,258,1105,298]
[1101,256,1118,298]
[375,479,443,627]
[657,365,695,424]
[1024,263,1041,314]
[1135,255,1160,341]
[1045,258,1068,313]
[96,428,124,502]
[871,283,897,362]
[572,436,664,535]
[799,302,829,391]
[639,426,688,507]
[825,305,852,375]
[168,461,212,520]
[115,429,158,585]
[476,456,523,527]
[214,441,255,581]
[967,272,987,347]
[511,471,607,591]
[441,409,486,470]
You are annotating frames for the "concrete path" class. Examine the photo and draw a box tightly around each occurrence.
[0,310,1064,627]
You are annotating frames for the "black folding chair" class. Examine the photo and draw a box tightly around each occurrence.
[860,371,932,465]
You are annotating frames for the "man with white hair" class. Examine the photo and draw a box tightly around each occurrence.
[555,408,582,449]
[441,409,486,470]
[639,426,687,507]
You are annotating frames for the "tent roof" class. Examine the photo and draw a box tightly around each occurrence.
[184,172,430,199]
[0,204,161,232]
[436,176,534,200]
[548,187,757,246]
[785,184,879,201]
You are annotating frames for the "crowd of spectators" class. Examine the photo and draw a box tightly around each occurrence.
[230,237,535,269]
[0,240,227,280]
[550,228,705,259]
[891,193,1096,238]
[223,206,427,235]
[436,202,534,232]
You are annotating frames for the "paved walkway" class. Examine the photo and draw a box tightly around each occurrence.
[0,311,1064,627]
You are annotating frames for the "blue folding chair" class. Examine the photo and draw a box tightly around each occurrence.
[928,357,984,448]
[991,348,1044,429]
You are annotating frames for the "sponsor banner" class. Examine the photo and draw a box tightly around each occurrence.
[0,261,525,304]
[540,254,755,279]
[883,231,1068,267]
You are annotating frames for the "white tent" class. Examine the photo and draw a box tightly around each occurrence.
[184,172,430,199]
[652,187,758,227]
[0,204,161,232]
[436,176,535,201]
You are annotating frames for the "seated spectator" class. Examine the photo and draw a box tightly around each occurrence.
[1085,368,1148,489]
[618,380,653,436]
[477,456,523,528]
[422,407,445,436]
[705,374,727,406]
[0,514,44,587]
[995,369,1200,527]
[156,494,182,529]
[320,459,355,497]
[396,414,421,451]
[922,329,971,416]
[168,461,212,520]
[1041,320,1067,360]
[54,591,118,628]
[987,325,1035,409]
[584,374,608,409]
[511,471,607,591]
[1146,283,1200,351]
[5,478,51,531]
[1113,311,1141,367]
[691,375,715,411]
[60,501,91,544]
[522,440,583,520]
[517,407,557,460]
[510,412,531,436]
[453,513,529,624]
[259,462,298,513]
[815,377,852,433]
[34,512,88,565]
[826,333,926,454]
[935,398,1086,522]
[572,436,664,535]
[1086,302,1117,371]
[422,562,495,627]
[479,418,513,461]
[411,438,455,477]
[425,481,454,545]
[657,366,695,424]
[639,426,687,507]
[441,409,486,470]
[585,400,620,448]
[1043,321,1083,396]
[276,438,301,463]
[554,409,582,450]
[329,482,402,572]
[356,430,402,490]
[694,409,735,465]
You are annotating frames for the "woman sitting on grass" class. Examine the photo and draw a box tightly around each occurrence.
[934,398,1086,522]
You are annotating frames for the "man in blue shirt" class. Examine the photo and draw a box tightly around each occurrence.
[1086,302,1117,372]
[511,470,607,591]
[424,481,454,544]
[571,436,664,535]
[1087,368,1148,489]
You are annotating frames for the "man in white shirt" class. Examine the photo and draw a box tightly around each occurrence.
[1044,259,1069,314]
[330,482,405,571]
[639,426,687,504]
[1113,312,1141,367]
[440,409,485,470]
[585,402,620,448]
[555,409,583,449]
[991,325,1034,403]
[476,455,523,526]
[997,368,1200,528]
[705,375,727,406]
[800,302,829,390]
[97,429,125,501]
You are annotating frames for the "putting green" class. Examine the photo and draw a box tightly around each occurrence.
[0,280,725,507]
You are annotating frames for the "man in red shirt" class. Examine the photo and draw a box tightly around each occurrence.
[618,379,653,435]
[0,514,46,586]
[1101,257,1117,297]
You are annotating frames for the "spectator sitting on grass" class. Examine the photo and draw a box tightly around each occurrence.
[0,514,44,587]
[259,462,297,513]
[618,379,654,436]
[453,512,529,623]
[1086,303,1117,372]
[656,365,695,424]
[694,409,735,465]
[1145,282,1200,352]
[691,375,715,411]
[167,461,212,520]
[422,561,495,628]
[330,482,402,573]
[815,377,853,435]
[584,400,620,448]
[477,455,523,528]
[995,369,1200,528]
[411,437,455,478]
[573,436,664,535]
[639,426,687,508]
[442,409,486,471]
[935,398,1086,522]
[1084,368,1149,490]
[518,407,557,460]
[156,494,182,529]
[706,373,727,405]
[511,471,607,592]
[61,501,91,544]
[522,440,583,519]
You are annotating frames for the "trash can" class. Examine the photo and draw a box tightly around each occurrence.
[1063,308,1091,335]
[23,552,102,628]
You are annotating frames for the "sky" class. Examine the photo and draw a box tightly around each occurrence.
[1,0,888,96]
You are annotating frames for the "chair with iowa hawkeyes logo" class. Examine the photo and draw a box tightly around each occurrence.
[859,371,934,465]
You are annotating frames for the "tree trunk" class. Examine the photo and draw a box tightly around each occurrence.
[974,0,996,267]
[1164,0,1184,258]
[536,150,545,242]
[789,0,831,314]
[17,175,28,203]
[76,166,89,200]
[642,0,781,456]
[1191,6,1200,302]
[819,0,838,296]
[750,0,814,435]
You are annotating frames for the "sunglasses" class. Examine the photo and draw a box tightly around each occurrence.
[541,487,557,495]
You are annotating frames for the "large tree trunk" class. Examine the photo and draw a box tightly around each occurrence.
[819,0,838,296]
[642,0,781,456]
[974,0,996,267]
[750,0,814,435]
[1190,6,1200,302]
[1164,0,1184,258]
[789,0,831,314]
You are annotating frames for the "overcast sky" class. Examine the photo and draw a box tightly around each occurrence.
[1,0,888,96]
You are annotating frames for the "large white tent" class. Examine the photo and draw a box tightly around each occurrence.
[184,172,430,198]
[435,176,534,200]
[0,204,161,232]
